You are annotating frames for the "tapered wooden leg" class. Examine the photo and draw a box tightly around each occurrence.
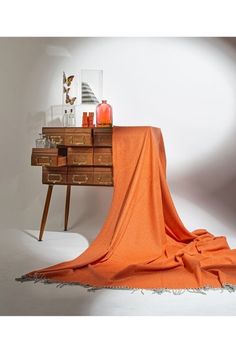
[64,185,71,231]
[39,185,53,241]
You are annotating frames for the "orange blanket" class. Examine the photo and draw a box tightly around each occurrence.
[17,126,236,292]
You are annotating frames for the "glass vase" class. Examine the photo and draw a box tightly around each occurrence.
[96,100,113,127]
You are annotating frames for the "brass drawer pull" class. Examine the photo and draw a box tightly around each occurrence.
[97,156,112,165]
[47,174,63,183]
[72,175,89,184]
[36,157,52,166]
[97,156,110,165]
[74,136,86,145]
[67,136,86,145]
[73,159,86,165]
[50,135,63,144]
[95,175,112,184]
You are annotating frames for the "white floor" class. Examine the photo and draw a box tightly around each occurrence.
[1,192,236,316]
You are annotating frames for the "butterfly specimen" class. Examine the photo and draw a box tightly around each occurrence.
[63,71,77,106]
[63,72,74,86]
[63,86,70,94]
[66,93,77,105]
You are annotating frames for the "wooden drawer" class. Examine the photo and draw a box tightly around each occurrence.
[67,147,93,166]
[93,127,112,146]
[94,167,113,186]
[31,148,67,167]
[42,167,67,185]
[64,128,92,146]
[68,167,94,185]
[42,127,65,145]
[94,147,112,166]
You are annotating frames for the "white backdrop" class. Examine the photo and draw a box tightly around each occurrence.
[0,37,236,240]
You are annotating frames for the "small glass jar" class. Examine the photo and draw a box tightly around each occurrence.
[44,135,51,148]
[96,100,113,127]
[63,109,68,127]
[35,133,46,148]
[50,138,57,148]
[67,108,76,127]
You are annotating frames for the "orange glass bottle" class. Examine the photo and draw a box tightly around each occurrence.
[96,100,113,127]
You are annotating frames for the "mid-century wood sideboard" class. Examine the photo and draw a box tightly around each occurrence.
[31,127,113,241]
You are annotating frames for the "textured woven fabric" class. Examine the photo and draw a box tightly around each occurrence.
[21,126,236,290]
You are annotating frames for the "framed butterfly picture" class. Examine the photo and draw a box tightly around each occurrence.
[61,70,103,127]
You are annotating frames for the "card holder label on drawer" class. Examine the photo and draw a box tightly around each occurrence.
[71,158,90,165]
[67,154,93,166]
[35,156,52,166]
[94,174,113,185]
[49,135,64,145]
[69,173,93,185]
[68,167,93,185]
[47,174,63,183]
[72,175,89,184]
[65,134,92,146]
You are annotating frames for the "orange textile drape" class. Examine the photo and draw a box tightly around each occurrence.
[17,126,236,291]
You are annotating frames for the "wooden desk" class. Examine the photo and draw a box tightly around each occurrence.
[31,127,113,241]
